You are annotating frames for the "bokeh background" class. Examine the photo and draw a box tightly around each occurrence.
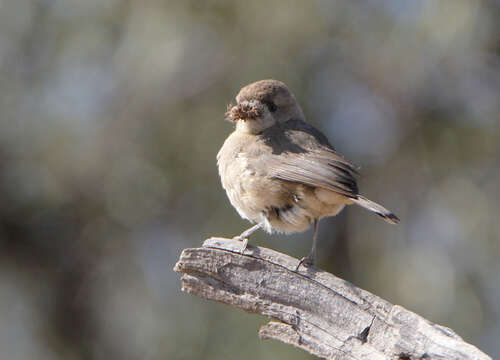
[1,0,499,359]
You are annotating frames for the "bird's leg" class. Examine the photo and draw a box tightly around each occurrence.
[296,219,320,271]
[233,224,261,253]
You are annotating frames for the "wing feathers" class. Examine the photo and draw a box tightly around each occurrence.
[267,152,359,197]
[249,119,360,197]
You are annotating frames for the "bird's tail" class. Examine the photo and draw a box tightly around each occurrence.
[352,195,400,224]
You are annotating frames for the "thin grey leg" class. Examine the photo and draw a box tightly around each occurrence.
[237,224,261,240]
[296,219,320,271]
[233,224,261,252]
[309,218,320,262]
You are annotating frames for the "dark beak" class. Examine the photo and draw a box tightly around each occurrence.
[225,101,262,122]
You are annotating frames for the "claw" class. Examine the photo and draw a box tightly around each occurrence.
[233,236,248,254]
[295,256,314,271]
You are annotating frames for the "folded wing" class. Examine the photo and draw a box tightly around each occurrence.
[257,119,359,198]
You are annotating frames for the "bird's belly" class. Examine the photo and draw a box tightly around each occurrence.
[266,206,312,233]
[222,166,268,222]
[221,166,308,230]
[225,183,260,222]
[223,172,349,232]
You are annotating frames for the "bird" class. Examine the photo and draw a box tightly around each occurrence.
[217,79,399,269]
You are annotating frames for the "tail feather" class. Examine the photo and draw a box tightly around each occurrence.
[352,195,400,224]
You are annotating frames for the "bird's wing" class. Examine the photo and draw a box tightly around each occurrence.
[256,119,359,198]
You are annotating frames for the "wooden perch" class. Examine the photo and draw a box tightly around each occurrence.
[173,238,491,360]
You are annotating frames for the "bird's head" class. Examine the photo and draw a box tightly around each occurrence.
[225,79,305,134]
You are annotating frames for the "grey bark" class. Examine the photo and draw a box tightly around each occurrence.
[173,237,491,360]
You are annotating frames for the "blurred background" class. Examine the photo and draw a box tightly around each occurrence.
[1,0,499,359]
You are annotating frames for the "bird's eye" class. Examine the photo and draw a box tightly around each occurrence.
[265,101,277,112]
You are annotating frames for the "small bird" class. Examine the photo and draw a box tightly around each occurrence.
[217,79,399,269]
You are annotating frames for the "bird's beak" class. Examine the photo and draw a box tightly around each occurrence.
[225,104,238,122]
[225,101,262,122]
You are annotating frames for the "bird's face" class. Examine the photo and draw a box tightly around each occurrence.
[225,79,305,134]
[225,99,275,134]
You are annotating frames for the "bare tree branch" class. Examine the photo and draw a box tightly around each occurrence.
[173,238,491,360]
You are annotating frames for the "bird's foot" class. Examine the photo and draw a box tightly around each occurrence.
[232,236,248,254]
[295,255,314,271]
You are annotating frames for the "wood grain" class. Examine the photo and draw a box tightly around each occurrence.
[173,238,491,360]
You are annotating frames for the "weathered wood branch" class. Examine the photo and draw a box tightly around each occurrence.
[173,238,491,360]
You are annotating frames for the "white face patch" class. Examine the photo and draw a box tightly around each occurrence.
[235,110,276,134]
